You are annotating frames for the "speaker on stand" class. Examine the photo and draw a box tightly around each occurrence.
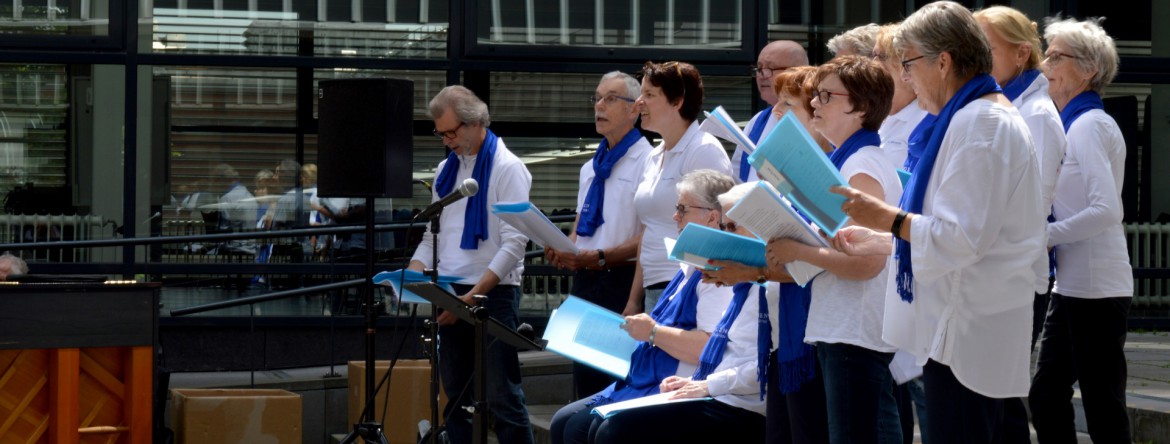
[318,78,415,444]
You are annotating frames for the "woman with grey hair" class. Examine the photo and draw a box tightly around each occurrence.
[550,170,762,444]
[827,23,881,57]
[1028,16,1132,444]
[831,2,1044,442]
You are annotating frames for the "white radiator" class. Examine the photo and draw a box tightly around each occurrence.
[1126,223,1169,308]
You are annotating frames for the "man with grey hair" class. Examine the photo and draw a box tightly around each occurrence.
[827,23,881,57]
[0,253,28,280]
[545,71,652,398]
[409,85,534,444]
[735,40,809,183]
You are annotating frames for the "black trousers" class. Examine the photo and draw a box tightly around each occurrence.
[766,349,830,444]
[569,266,637,398]
[1029,294,1131,443]
[592,399,765,444]
[922,360,1003,444]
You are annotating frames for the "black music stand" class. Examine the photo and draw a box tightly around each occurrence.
[405,282,542,444]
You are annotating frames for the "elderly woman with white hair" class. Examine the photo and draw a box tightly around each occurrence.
[1027,16,1132,444]
[831,2,1044,442]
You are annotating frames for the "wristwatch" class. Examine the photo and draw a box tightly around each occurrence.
[756,267,768,285]
[596,249,607,268]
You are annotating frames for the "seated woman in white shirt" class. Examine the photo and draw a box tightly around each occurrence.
[550,170,736,444]
[589,179,767,444]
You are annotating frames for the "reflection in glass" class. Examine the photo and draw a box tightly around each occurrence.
[0,0,109,36]
[147,0,448,58]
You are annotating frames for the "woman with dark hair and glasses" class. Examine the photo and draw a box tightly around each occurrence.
[1028,16,1132,444]
[831,2,1045,442]
[626,61,731,316]
[549,170,744,444]
[765,55,902,444]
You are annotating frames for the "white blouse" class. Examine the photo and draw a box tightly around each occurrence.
[882,99,1045,398]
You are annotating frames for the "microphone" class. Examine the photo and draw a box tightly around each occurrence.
[516,323,535,342]
[415,178,478,220]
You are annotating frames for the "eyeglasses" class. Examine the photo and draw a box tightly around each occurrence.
[432,121,465,140]
[675,204,714,216]
[814,89,850,104]
[901,54,927,73]
[589,94,636,106]
[719,219,739,233]
[750,65,790,78]
[1044,52,1079,65]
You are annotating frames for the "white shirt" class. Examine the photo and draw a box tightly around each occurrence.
[574,134,654,259]
[703,283,766,415]
[882,99,1045,398]
[673,264,733,378]
[731,109,779,183]
[878,99,930,170]
[1049,109,1133,299]
[411,138,532,286]
[1013,75,1067,293]
[806,146,902,353]
[633,122,732,287]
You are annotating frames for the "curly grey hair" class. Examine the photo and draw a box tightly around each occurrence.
[1043,16,1119,94]
[428,85,491,127]
[828,24,881,57]
[676,170,736,210]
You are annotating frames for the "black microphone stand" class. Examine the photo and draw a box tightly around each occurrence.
[339,196,390,444]
[421,210,443,444]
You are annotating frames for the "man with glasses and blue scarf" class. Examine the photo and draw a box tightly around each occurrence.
[409,85,535,444]
[545,71,653,399]
[732,40,809,183]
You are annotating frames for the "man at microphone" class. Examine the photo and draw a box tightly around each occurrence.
[408,85,535,444]
[544,71,651,398]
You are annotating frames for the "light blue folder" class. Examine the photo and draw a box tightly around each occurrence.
[372,269,463,304]
[747,112,850,236]
[668,222,767,270]
[543,296,638,379]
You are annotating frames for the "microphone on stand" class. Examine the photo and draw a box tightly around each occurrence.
[414,178,478,220]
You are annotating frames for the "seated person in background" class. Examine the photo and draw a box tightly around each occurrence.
[0,253,28,280]
[549,169,742,444]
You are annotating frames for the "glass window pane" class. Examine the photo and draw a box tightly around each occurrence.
[160,67,297,127]
[148,0,449,58]
[0,0,109,36]
[478,0,744,48]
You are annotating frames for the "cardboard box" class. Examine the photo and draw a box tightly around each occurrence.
[172,388,302,444]
[348,359,447,444]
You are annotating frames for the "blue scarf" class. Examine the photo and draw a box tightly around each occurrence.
[1059,90,1104,133]
[829,128,881,171]
[694,282,752,380]
[1001,69,1041,102]
[577,129,642,237]
[896,74,1001,302]
[903,113,938,172]
[591,269,702,406]
[434,129,498,249]
[774,283,816,393]
[740,106,774,181]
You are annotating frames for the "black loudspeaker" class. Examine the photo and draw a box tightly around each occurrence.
[317,78,414,198]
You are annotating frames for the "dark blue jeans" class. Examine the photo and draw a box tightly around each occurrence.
[440,284,533,444]
[922,360,1003,444]
[817,342,901,444]
[766,348,830,444]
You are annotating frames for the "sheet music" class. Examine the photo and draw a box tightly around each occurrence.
[727,181,827,286]
[543,296,638,379]
[491,201,579,254]
[700,106,756,153]
[590,392,713,419]
[669,223,767,270]
[747,112,850,236]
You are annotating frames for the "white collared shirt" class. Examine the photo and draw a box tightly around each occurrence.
[1013,75,1067,293]
[633,121,732,287]
[878,99,930,170]
[1049,109,1132,299]
[731,109,779,183]
[883,99,1045,398]
[410,138,532,286]
[573,134,654,257]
